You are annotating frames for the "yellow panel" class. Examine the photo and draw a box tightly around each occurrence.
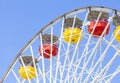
[114,25,120,42]
[63,27,83,44]
[18,66,36,80]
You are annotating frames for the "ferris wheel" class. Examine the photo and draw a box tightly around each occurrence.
[1,6,120,83]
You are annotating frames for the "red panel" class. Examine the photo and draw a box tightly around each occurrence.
[39,43,58,58]
[88,20,110,38]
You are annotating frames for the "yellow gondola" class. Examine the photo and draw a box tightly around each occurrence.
[63,27,82,44]
[114,25,120,42]
[18,66,36,80]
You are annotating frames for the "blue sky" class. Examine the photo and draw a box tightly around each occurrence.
[0,0,120,82]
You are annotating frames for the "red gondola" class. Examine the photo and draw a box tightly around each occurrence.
[88,20,110,38]
[39,43,58,58]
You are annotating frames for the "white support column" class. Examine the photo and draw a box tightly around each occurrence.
[50,26,53,83]
[30,45,39,83]
[39,33,46,83]
[12,69,21,83]
[54,18,64,83]
[60,15,77,83]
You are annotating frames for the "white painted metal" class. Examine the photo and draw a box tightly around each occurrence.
[1,6,120,83]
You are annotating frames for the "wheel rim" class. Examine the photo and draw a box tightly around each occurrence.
[1,6,120,83]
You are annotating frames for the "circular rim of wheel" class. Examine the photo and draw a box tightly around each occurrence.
[1,6,120,83]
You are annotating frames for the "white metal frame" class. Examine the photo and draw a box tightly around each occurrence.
[1,6,120,83]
